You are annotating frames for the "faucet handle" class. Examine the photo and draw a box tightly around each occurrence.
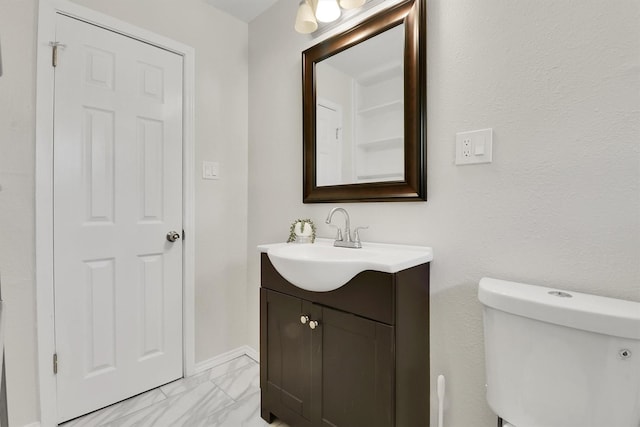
[353,226,368,243]
[328,224,343,241]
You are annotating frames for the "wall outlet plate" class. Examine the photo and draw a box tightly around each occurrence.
[455,128,493,165]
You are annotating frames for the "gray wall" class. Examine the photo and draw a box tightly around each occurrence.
[247,1,640,426]
[0,0,40,423]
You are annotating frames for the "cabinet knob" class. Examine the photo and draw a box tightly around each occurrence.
[308,320,319,330]
[300,315,309,325]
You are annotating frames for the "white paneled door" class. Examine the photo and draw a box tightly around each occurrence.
[53,15,183,423]
[316,101,342,186]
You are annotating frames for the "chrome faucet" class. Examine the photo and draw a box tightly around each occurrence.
[325,207,367,248]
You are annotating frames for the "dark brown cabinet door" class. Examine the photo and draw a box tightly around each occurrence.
[263,289,314,425]
[314,305,394,427]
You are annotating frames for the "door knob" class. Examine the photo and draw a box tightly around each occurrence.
[300,315,310,325]
[166,231,181,242]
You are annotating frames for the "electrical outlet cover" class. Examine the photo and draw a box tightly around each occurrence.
[455,128,493,165]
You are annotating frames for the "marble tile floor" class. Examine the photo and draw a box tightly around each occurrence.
[61,356,289,427]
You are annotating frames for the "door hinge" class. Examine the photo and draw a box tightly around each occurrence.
[53,353,58,374]
[48,42,66,67]
[182,229,185,240]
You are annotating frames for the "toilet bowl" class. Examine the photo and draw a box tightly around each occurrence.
[479,277,640,427]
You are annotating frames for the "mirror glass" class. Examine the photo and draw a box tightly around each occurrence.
[303,0,426,203]
[315,25,405,186]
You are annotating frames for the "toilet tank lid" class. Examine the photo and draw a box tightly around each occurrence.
[478,277,640,340]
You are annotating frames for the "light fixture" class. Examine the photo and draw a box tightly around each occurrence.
[295,0,369,34]
[294,0,318,34]
[315,0,341,23]
[338,0,366,9]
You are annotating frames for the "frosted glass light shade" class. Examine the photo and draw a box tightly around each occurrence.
[295,0,318,34]
[315,0,341,23]
[338,0,366,9]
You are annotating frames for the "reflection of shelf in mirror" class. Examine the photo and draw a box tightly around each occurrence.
[356,172,403,182]
[358,136,403,151]
[356,62,403,86]
[357,100,403,117]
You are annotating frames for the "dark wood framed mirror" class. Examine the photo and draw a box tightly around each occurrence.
[302,0,426,203]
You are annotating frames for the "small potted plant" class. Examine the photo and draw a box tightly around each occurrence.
[287,219,316,243]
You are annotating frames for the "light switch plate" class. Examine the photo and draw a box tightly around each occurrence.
[455,128,493,165]
[202,161,220,180]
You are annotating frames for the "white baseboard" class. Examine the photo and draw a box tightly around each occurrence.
[193,345,259,375]
[243,345,259,362]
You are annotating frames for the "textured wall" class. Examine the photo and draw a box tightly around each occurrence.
[0,0,248,424]
[248,1,640,426]
[0,0,39,424]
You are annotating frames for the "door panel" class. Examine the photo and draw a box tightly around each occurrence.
[53,14,183,422]
[84,258,116,376]
[316,306,394,427]
[264,290,313,423]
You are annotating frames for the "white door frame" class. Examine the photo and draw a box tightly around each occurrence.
[35,1,195,425]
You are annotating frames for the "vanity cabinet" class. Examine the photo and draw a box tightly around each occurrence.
[260,253,430,427]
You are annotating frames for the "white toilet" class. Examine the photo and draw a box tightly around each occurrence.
[479,277,640,427]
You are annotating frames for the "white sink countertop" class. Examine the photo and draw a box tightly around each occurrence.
[258,238,433,292]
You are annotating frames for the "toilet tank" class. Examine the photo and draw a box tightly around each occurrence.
[479,278,640,427]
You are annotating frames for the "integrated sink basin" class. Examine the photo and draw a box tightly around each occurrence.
[258,239,433,292]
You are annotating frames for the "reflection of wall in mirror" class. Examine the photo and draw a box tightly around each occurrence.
[316,63,354,185]
[315,24,405,185]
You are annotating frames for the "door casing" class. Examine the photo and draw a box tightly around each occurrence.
[35,1,196,425]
